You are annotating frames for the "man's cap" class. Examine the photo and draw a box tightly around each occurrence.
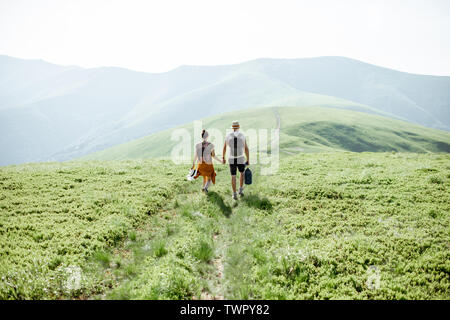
[231,121,240,129]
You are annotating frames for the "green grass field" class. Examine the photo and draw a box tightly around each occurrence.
[1,153,449,299]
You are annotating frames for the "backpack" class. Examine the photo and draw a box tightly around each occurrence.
[244,167,252,185]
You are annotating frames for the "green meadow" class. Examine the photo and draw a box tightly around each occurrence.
[1,152,449,299]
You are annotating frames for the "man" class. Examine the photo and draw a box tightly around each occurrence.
[222,120,249,200]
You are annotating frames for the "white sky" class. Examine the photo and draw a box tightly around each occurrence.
[0,0,449,75]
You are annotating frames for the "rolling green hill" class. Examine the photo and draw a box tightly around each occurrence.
[83,106,450,161]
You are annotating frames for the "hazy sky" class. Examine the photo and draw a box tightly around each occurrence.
[1,0,449,75]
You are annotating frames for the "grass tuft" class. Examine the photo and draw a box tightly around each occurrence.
[93,251,111,268]
[153,240,168,258]
[192,239,214,263]
[128,230,137,241]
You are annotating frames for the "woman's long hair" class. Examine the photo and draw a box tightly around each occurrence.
[201,129,209,141]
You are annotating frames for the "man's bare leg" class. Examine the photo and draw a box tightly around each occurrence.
[231,175,237,193]
[238,172,244,196]
[231,175,238,200]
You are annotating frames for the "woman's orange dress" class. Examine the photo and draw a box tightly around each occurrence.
[194,141,216,184]
[194,163,216,184]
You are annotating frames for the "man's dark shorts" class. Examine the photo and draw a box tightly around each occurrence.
[229,163,245,176]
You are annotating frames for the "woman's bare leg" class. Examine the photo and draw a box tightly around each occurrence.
[205,177,212,190]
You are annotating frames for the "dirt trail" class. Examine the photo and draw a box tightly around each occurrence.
[198,231,225,300]
[198,110,279,299]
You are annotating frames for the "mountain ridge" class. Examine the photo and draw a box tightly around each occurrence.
[1,55,449,165]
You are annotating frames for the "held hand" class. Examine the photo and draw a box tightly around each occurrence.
[222,158,226,164]
[245,160,249,166]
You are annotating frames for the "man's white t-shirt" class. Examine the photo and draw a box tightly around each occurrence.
[226,131,246,165]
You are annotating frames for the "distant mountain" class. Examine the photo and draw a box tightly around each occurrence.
[82,106,450,161]
[1,55,449,165]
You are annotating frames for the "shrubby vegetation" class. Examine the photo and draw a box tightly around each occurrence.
[0,160,184,299]
[0,153,449,299]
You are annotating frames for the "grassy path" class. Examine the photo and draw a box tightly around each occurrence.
[93,161,273,299]
[97,153,449,300]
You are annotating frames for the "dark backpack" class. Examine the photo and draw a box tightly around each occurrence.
[244,167,252,185]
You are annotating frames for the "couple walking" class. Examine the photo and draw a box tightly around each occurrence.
[192,121,249,200]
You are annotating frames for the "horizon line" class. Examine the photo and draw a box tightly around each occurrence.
[0,53,448,78]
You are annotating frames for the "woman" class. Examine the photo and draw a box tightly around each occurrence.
[192,130,222,193]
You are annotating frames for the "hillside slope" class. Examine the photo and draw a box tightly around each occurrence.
[83,107,450,161]
[1,55,449,165]
[246,57,450,130]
